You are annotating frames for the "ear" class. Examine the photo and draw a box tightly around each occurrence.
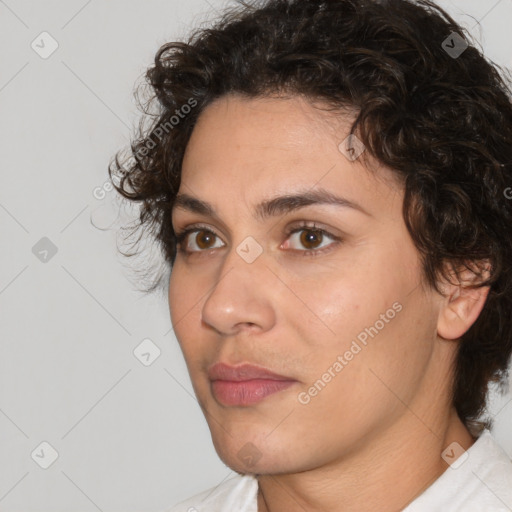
[437,260,491,340]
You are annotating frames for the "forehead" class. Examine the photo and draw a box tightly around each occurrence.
[176,94,401,219]
[186,93,354,155]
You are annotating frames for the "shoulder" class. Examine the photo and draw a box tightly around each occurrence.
[404,429,512,511]
[165,474,258,512]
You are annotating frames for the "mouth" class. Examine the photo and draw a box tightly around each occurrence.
[208,362,297,406]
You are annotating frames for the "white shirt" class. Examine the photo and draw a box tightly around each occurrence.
[167,429,512,511]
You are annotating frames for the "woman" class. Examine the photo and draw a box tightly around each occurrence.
[109,0,512,510]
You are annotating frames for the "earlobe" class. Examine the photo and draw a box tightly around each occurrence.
[437,263,491,340]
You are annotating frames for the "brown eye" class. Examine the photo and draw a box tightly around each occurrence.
[285,226,336,253]
[176,223,340,256]
[299,229,324,249]
[176,227,224,253]
[195,230,216,250]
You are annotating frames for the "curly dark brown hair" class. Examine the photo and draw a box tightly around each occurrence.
[109,0,512,437]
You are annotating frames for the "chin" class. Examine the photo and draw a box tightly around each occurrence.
[217,451,295,476]
[209,429,305,475]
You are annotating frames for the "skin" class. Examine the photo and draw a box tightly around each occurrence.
[168,94,490,512]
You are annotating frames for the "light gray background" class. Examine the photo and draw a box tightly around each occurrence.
[1,1,511,511]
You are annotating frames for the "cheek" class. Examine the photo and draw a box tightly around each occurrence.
[168,262,200,330]
[168,267,199,358]
[289,250,403,346]
[168,265,221,381]
[289,297,435,453]
[292,239,430,377]
[322,286,433,404]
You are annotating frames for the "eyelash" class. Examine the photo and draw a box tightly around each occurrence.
[174,222,342,258]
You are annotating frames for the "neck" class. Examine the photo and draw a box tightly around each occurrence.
[257,410,475,512]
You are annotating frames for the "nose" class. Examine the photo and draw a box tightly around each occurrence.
[200,243,277,336]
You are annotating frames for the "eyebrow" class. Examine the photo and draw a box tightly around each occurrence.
[172,187,372,221]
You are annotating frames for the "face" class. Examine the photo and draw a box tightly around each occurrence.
[168,94,445,475]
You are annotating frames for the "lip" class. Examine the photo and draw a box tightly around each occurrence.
[208,362,294,382]
[208,363,297,406]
